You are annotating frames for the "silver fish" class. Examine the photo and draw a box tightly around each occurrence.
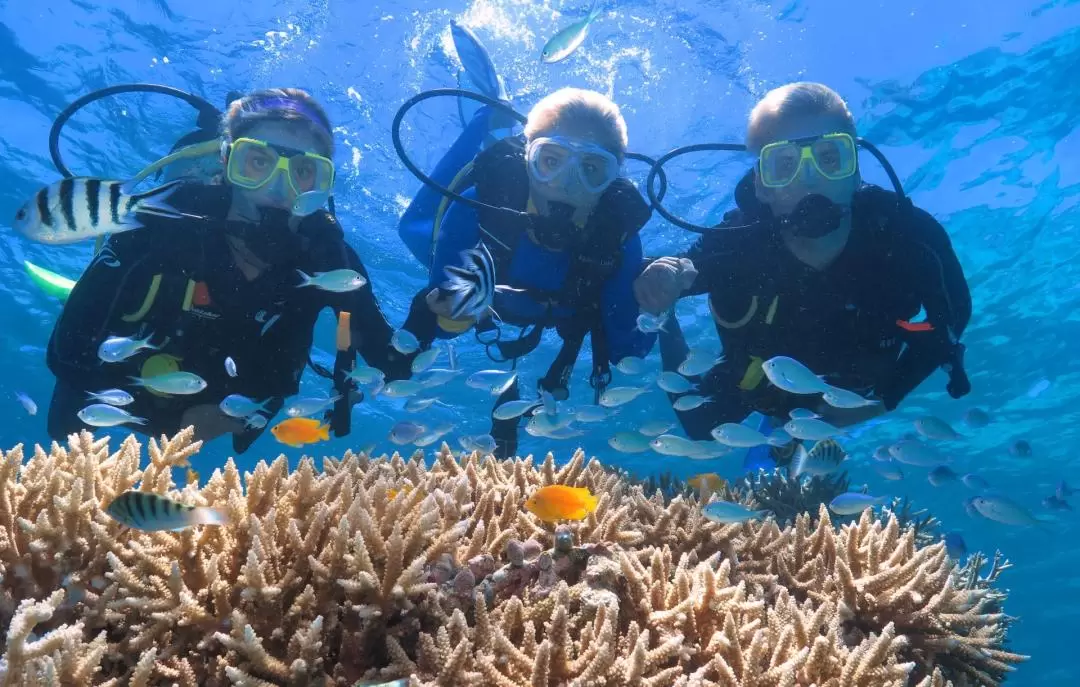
[15,392,37,416]
[970,495,1047,527]
[574,405,610,423]
[382,380,425,398]
[404,396,441,413]
[821,385,879,409]
[678,352,725,378]
[615,356,646,375]
[78,403,146,427]
[295,268,368,293]
[914,416,963,441]
[245,414,268,430]
[525,412,575,438]
[390,421,427,445]
[872,445,892,462]
[128,371,207,395]
[961,473,989,490]
[687,441,731,460]
[638,419,675,437]
[441,242,496,320]
[13,178,189,245]
[608,431,651,453]
[220,394,270,419]
[347,365,386,386]
[673,394,711,411]
[963,408,990,428]
[98,333,158,363]
[414,422,455,447]
[86,388,135,406]
[391,330,420,355]
[411,347,442,374]
[450,20,506,100]
[541,4,603,63]
[599,385,648,408]
[635,312,668,333]
[1008,440,1032,457]
[658,371,696,394]
[702,501,768,524]
[224,356,238,378]
[466,370,518,396]
[285,395,341,418]
[415,368,461,388]
[789,408,820,420]
[106,490,227,532]
[828,493,888,515]
[790,439,847,478]
[649,434,701,457]
[783,418,844,442]
[546,426,585,440]
[493,399,542,421]
[888,440,948,467]
[711,423,770,448]
[460,434,497,454]
[874,461,904,481]
[928,465,959,487]
[761,356,830,395]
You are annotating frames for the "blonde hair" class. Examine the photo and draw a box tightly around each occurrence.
[524,87,629,163]
[223,88,334,157]
[746,82,855,153]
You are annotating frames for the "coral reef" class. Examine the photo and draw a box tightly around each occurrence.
[0,428,1027,686]
[738,467,851,526]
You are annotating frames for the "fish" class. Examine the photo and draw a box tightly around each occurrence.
[524,412,575,438]
[415,423,455,447]
[1027,378,1052,398]
[219,394,270,419]
[524,485,598,522]
[450,20,505,100]
[711,423,770,448]
[541,4,604,63]
[1008,440,1032,458]
[245,414,268,430]
[390,421,427,445]
[441,243,496,320]
[574,405,610,423]
[943,532,967,560]
[105,490,227,532]
[1042,495,1071,511]
[12,178,188,245]
[128,371,207,396]
[766,429,793,447]
[673,394,711,412]
[404,396,441,413]
[382,380,426,398]
[615,356,646,375]
[963,497,981,519]
[224,356,238,378]
[86,388,135,406]
[874,461,904,481]
[391,330,420,355]
[638,419,675,437]
[961,473,989,490]
[353,679,409,687]
[657,371,696,394]
[678,352,725,378]
[1057,480,1076,499]
[821,386,880,409]
[928,465,959,487]
[888,440,949,467]
[963,408,990,428]
[295,268,368,293]
[761,356,830,395]
[688,441,732,460]
[459,434,497,454]
[783,418,844,442]
[77,403,147,427]
[186,468,200,486]
[599,385,649,408]
[98,333,158,363]
[466,370,518,396]
[546,426,585,440]
[608,431,652,453]
[346,365,385,386]
[15,392,37,416]
[970,495,1048,527]
[790,439,847,478]
[540,390,558,417]
[702,501,768,524]
[415,368,460,388]
[285,395,341,418]
[270,418,330,447]
[635,312,668,333]
[493,399,542,421]
[649,434,702,457]
[914,416,963,441]
[789,408,820,420]
[828,493,888,515]
[872,445,892,462]
[687,473,726,493]
[411,347,441,374]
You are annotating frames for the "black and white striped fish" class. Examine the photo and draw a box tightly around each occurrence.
[12,177,190,245]
[441,242,497,320]
[105,490,228,532]
[790,438,848,479]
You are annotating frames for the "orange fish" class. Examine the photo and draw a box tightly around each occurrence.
[688,473,726,493]
[524,485,598,523]
[270,418,330,447]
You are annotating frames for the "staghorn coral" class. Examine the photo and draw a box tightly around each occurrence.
[0,428,1026,686]
[738,467,851,526]
[882,497,942,548]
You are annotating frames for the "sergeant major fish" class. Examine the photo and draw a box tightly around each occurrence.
[105,490,227,532]
[441,243,497,320]
[790,439,848,479]
[13,177,190,245]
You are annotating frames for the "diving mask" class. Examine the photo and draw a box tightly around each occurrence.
[225,137,335,216]
[525,136,620,195]
[758,132,858,188]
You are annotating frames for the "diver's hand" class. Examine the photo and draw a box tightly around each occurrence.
[181,404,247,443]
[425,287,490,322]
[634,257,697,315]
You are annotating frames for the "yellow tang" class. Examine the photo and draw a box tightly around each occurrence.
[524,485,598,523]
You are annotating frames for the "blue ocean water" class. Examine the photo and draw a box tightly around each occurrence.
[1,0,1078,683]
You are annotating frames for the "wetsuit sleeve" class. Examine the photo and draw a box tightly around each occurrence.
[46,231,164,391]
[876,206,972,409]
[679,218,740,297]
[602,235,657,361]
[401,190,483,344]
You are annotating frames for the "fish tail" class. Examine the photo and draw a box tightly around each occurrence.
[191,506,229,527]
[131,414,148,426]
[587,2,604,21]
[127,376,145,388]
[318,423,331,441]
[790,444,809,478]
[126,179,189,223]
[295,269,314,287]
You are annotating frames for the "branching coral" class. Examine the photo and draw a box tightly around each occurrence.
[0,429,1027,686]
[738,467,851,526]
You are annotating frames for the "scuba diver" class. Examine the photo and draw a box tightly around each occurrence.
[635,82,971,463]
[397,86,656,460]
[45,87,414,452]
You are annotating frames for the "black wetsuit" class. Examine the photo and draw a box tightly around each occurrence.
[46,183,412,452]
[661,175,972,440]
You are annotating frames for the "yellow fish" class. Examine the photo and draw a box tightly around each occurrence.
[524,485,598,523]
[270,417,330,447]
[387,486,413,500]
[688,473,726,492]
[186,468,200,486]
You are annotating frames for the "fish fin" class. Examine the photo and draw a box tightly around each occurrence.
[318,423,331,441]
[131,415,148,425]
[790,444,809,479]
[295,269,314,287]
[127,180,191,220]
[126,376,144,387]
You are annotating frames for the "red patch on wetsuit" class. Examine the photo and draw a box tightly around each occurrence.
[192,281,211,306]
[896,319,934,332]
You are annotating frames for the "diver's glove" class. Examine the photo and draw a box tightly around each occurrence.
[879,324,970,409]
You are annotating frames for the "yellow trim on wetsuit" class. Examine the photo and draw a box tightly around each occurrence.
[431,161,476,264]
[764,295,779,324]
[711,295,758,329]
[739,356,766,391]
[120,274,163,322]
[181,279,196,311]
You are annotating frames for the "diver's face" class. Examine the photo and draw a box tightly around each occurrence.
[527,125,619,211]
[753,113,860,217]
[226,120,329,213]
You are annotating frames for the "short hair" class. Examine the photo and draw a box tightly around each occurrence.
[223,88,334,157]
[746,82,856,153]
[524,87,629,163]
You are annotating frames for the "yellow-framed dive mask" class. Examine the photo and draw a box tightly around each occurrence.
[225,137,335,215]
[758,132,858,188]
